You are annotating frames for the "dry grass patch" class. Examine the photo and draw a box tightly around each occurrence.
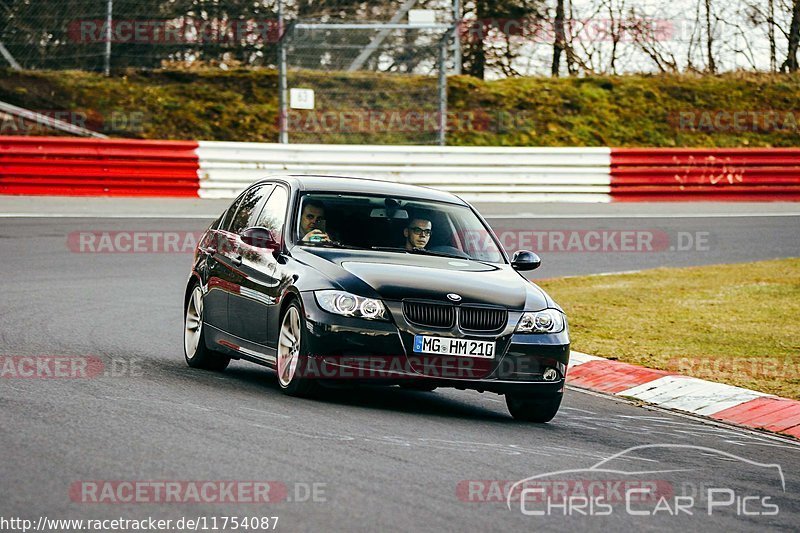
[538,258,800,399]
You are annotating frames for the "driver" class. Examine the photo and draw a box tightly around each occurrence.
[299,199,332,243]
[404,217,432,250]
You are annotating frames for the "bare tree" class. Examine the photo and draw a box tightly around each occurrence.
[742,0,780,71]
[462,1,491,78]
[628,5,679,73]
[564,0,578,74]
[601,0,629,75]
[782,0,800,71]
[562,0,604,73]
[770,0,777,70]
[705,0,717,72]
[552,0,565,75]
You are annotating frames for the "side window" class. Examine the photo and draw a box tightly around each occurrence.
[458,217,503,263]
[227,184,271,234]
[254,186,289,239]
[245,184,275,229]
[220,192,247,232]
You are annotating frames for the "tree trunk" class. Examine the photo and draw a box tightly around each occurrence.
[565,0,577,75]
[464,0,488,79]
[769,0,776,71]
[704,0,716,73]
[783,0,800,72]
[551,0,565,76]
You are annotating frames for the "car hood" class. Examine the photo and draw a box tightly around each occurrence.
[295,248,547,310]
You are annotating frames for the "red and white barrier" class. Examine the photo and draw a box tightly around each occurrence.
[610,148,800,201]
[195,142,612,202]
[2,137,800,202]
[0,137,200,197]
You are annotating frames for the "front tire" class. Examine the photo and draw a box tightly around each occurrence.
[505,392,563,422]
[277,301,318,397]
[184,284,230,371]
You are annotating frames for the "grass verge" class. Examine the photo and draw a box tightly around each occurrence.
[2,69,799,146]
[537,258,800,399]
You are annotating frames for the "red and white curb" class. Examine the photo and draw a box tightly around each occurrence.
[567,351,800,439]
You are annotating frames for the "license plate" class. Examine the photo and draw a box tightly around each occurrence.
[412,335,495,358]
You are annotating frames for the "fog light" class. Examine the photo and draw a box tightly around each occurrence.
[542,368,559,382]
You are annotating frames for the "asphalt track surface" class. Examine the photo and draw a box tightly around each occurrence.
[1,198,798,532]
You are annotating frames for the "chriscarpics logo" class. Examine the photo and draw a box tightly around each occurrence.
[504,444,787,520]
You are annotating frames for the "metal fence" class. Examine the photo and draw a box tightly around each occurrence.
[0,1,457,72]
[1,0,459,144]
[0,0,288,73]
[278,20,454,145]
[0,0,791,76]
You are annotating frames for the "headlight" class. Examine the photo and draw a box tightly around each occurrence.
[314,290,388,321]
[516,309,565,334]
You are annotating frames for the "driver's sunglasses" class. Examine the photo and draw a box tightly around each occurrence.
[410,227,431,237]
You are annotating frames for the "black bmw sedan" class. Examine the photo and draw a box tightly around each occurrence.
[183,176,570,422]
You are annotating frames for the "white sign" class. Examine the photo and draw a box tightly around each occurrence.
[290,88,315,110]
[408,10,436,26]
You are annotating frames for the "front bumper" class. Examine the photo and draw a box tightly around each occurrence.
[298,292,570,395]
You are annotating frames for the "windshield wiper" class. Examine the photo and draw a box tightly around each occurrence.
[302,241,373,251]
[302,240,347,248]
[370,246,469,260]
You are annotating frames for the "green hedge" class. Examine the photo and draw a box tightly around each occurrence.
[1,68,798,146]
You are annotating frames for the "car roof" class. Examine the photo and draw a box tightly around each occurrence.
[267,175,467,205]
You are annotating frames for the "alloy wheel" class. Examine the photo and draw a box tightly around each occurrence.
[184,286,203,359]
[278,306,301,387]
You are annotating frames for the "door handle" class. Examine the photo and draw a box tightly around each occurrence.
[204,246,217,256]
[232,255,242,266]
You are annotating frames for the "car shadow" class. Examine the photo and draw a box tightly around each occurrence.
[151,356,564,427]
[220,362,515,422]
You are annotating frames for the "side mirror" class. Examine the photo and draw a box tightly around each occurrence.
[511,250,541,271]
[240,226,280,251]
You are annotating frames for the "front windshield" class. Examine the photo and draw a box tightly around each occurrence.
[295,193,505,264]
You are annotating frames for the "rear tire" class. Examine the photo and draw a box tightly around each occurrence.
[505,392,563,422]
[184,284,230,371]
[276,301,318,397]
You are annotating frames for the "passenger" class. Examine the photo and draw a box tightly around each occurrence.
[404,217,432,250]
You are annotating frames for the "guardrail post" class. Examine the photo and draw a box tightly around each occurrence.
[453,0,461,75]
[277,0,289,144]
[438,29,452,146]
[104,0,113,76]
